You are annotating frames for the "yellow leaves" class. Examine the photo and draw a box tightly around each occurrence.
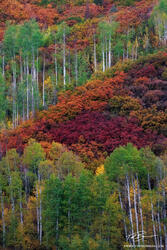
[44,76,52,88]
[95,164,104,175]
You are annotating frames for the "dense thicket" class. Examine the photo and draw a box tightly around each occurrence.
[0,0,167,249]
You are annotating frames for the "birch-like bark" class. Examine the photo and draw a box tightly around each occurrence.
[20,54,23,83]
[36,51,39,110]
[36,183,39,238]
[55,40,58,87]
[102,38,105,72]
[119,191,128,241]
[39,183,42,245]
[162,186,167,249]
[22,99,25,122]
[126,175,135,247]
[16,104,19,127]
[42,55,45,107]
[12,58,16,128]
[127,45,129,59]
[108,38,111,68]
[136,174,144,244]
[26,57,29,120]
[105,36,108,69]
[156,176,163,249]
[31,65,35,117]
[132,177,140,245]
[54,41,58,105]
[148,173,158,250]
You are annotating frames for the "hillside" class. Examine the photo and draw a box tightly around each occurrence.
[1,51,167,168]
[0,0,167,249]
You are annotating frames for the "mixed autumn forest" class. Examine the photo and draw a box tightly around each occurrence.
[0,0,167,249]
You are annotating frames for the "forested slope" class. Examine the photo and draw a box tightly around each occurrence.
[0,0,167,249]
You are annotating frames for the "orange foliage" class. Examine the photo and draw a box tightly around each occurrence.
[0,0,58,36]
[114,0,155,31]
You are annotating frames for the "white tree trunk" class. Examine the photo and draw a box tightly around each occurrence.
[148,173,158,250]
[39,184,42,245]
[132,177,140,245]
[36,51,39,110]
[63,29,66,88]
[136,174,144,244]
[126,175,135,247]
[42,55,45,107]
[102,39,105,72]
[94,34,97,72]
[119,191,128,241]
[36,184,39,238]
[108,38,111,68]
[26,57,29,120]
[105,37,108,69]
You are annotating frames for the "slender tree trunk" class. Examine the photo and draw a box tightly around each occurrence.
[136,174,144,244]
[108,38,111,68]
[132,177,140,245]
[16,104,19,126]
[42,55,45,107]
[126,175,135,247]
[36,51,39,110]
[94,34,97,72]
[22,99,25,122]
[55,40,58,86]
[163,187,167,249]
[31,65,35,117]
[12,58,16,129]
[39,183,42,245]
[102,38,105,72]
[119,191,128,241]
[127,45,129,59]
[26,57,29,120]
[156,176,163,250]
[20,54,23,83]
[36,183,39,238]
[148,173,158,250]
[105,36,108,69]
[54,42,58,105]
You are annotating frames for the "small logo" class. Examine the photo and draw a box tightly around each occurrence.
[124,231,164,248]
